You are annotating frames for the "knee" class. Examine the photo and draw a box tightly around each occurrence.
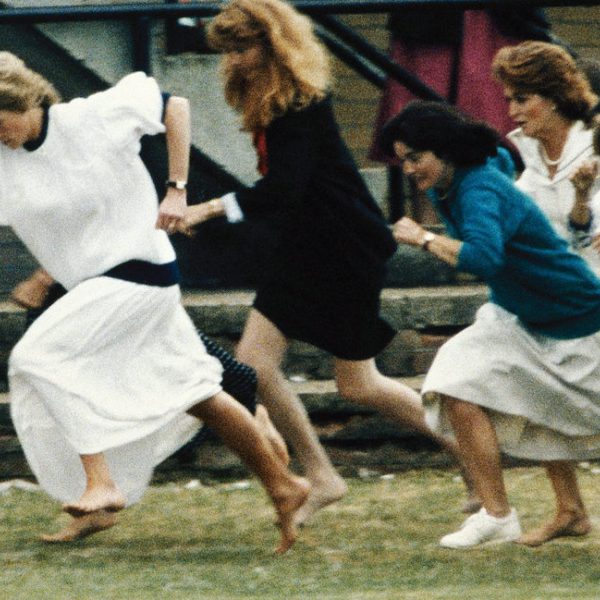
[235,343,256,370]
[234,351,279,391]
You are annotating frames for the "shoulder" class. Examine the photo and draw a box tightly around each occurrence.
[84,72,161,114]
[456,163,523,202]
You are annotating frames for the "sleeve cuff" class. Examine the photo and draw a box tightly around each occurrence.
[568,216,592,232]
[221,192,244,223]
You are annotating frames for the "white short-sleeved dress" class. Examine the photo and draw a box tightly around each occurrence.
[2,73,222,505]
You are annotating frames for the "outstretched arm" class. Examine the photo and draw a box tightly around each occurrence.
[156,95,190,232]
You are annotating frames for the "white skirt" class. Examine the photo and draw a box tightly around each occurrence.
[9,276,223,505]
[422,303,600,461]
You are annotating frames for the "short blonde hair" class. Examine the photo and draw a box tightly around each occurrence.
[207,0,330,131]
[492,41,597,124]
[0,52,60,112]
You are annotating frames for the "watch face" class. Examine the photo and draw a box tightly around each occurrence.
[167,180,187,190]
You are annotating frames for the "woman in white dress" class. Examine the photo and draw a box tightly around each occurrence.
[0,52,308,553]
[492,41,600,274]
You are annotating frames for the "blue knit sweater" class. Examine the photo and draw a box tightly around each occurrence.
[428,152,600,339]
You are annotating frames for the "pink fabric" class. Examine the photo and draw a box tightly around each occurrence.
[370,10,523,163]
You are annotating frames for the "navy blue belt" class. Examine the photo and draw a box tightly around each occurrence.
[102,259,180,287]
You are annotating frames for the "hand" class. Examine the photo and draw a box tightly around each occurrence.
[156,188,186,233]
[175,199,223,237]
[570,160,599,196]
[392,216,427,246]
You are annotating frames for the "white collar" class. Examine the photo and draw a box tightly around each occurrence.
[507,121,593,181]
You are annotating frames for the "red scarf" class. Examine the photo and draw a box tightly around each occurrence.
[252,130,269,176]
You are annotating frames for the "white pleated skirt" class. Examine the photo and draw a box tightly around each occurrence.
[9,276,223,505]
[422,303,600,461]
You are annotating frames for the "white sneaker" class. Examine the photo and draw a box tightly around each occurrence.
[440,507,521,549]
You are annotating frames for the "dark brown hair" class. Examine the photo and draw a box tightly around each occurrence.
[380,101,500,167]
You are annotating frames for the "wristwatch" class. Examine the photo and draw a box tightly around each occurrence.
[421,231,436,251]
[165,179,187,190]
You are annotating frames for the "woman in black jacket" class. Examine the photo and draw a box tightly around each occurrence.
[182,0,476,525]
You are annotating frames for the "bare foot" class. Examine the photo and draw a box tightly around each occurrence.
[41,510,117,543]
[292,474,347,528]
[63,485,126,517]
[272,476,311,554]
[255,405,290,466]
[517,512,591,547]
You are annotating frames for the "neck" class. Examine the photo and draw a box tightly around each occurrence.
[538,118,571,162]
[436,163,455,197]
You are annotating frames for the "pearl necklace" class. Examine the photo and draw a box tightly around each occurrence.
[540,144,563,167]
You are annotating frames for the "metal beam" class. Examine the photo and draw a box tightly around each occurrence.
[0,1,599,24]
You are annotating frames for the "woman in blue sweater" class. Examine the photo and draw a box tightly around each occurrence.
[382,101,600,549]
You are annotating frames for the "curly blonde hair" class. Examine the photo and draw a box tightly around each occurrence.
[0,52,60,111]
[206,0,330,131]
[492,41,597,124]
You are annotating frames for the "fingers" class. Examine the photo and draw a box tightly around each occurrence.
[570,161,598,193]
[155,214,183,234]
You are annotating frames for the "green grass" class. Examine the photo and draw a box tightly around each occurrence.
[1,467,600,599]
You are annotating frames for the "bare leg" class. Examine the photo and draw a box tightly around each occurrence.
[334,359,480,512]
[63,453,126,517]
[41,510,118,543]
[189,392,310,553]
[518,461,591,546]
[444,395,510,517]
[255,404,290,466]
[237,309,347,526]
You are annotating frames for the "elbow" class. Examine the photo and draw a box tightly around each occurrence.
[169,96,189,111]
[459,245,504,278]
[165,96,190,122]
[473,256,504,278]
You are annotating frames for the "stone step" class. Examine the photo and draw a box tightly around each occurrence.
[0,376,441,479]
[0,226,472,296]
[0,284,486,382]
[182,284,486,334]
[0,375,424,430]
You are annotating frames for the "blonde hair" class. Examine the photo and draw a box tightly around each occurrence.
[0,52,60,112]
[207,0,330,131]
[492,41,598,124]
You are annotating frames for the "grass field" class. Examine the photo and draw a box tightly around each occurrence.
[2,466,600,600]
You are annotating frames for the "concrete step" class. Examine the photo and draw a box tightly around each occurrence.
[181,284,486,334]
[0,375,442,480]
[0,226,473,296]
[0,375,424,429]
[0,284,487,382]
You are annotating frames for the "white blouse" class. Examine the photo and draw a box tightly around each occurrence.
[508,121,600,274]
[0,72,175,290]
